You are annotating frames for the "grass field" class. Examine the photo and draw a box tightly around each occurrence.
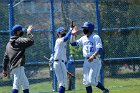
[0,67,140,93]
[0,78,140,93]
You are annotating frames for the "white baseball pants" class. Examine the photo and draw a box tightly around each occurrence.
[53,61,67,87]
[12,66,29,90]
[83,58,102,87]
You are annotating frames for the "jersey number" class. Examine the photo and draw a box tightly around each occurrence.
[90,47,94,52]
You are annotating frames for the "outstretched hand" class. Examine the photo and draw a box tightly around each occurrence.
[71,26,78,35]
[27,25,33,32]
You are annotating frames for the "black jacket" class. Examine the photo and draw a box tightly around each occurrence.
[3,33,34,71]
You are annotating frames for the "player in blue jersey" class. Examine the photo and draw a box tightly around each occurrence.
[70,22,109,93]
[66,54,75,91]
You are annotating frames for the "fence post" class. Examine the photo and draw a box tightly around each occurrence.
[8,0,14,79]
[8,0,14,34]
[95,0,104,85]
[50,0,57,91]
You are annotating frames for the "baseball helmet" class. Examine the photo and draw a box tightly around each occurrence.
[11,25,23,36]
[82,22,94,32]
[56,27,65,33]
[69,54,74,60]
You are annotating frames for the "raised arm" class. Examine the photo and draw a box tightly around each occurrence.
[17,25,34,49]
[63,28,72,42]
[70,26,78,46]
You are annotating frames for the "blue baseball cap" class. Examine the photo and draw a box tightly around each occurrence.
[56,27,65,33]
[82,22,94,29]
[11,25,23,36]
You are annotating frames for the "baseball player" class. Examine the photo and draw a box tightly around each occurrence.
[2,25,34,93]
[70,22,109,93]
[66,54,75,91]
[53,27,74,93]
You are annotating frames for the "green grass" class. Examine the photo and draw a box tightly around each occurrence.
[0,78,140,93]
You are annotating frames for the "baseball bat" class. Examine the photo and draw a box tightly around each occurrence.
[67,71,75,78]
[44,56,50,61]
[71,21,74,28]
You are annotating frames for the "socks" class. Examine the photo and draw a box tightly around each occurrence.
[12,89,29,93]
[96,82,106,91]
[12,89,18,93]
[86,86,92,93]
[23,89,29,93]
[59,86,65,93]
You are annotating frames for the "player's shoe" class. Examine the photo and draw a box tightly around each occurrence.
[103,89,109,93]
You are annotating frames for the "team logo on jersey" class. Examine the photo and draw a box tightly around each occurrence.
[83,41,93,46]
[83,41,94,53]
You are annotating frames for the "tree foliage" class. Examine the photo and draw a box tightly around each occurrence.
[100,1,140,58]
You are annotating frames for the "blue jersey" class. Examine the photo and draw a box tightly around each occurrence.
[66,60,75,73]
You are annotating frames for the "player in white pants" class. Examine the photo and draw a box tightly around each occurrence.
[2,25,34,93]
[70,22,109,93]
[53,27,74,93]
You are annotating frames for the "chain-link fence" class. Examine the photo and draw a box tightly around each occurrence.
[100,1,140,92]
[0,0,140,93]
[100,0,140,75]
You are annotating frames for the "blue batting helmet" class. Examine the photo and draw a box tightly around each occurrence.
[82,22,94,32]
[56,27,65,33]
[11,25,23,36]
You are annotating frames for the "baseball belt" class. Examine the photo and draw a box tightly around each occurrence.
[86,57,96,59]
[54,59,64,62]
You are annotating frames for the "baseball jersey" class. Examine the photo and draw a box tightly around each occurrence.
[54,37,67,61]
[76,33,102,58]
